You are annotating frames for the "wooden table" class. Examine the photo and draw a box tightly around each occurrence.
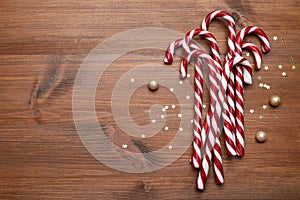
[0,1,299,199]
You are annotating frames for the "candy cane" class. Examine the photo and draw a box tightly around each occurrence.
[180,29,234,170]
[197,55,252,190]
[234,26,270,156]
[201,10,237,156]
[199,10,237,186]
[184,49,224,189]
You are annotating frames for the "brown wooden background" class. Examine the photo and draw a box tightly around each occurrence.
[0,0,299,199]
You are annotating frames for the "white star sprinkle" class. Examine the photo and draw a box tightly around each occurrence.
[291,65,296,70]
[151,119,156,123]
[282,72,287,77]
[162,108,166,112]
[273,36,278,41]
[249,109,254,114]
[245,52,250,57]
[259,115,264,120]
[130,78,135,83]
[262,105,267,110]
[164,105,169,110]
[160,115,165,119]
[191,119,194,124]
[177,113,182,118]
[187,73,191,78]
[141,134,146,138]
[265,85,271,90]
[122,144,128,149]
[278,64,283,69]
[179,80,183,85]
[186,95,190,100]
[164,126,169,131]
[168,145,173,150]
[170,88,174,92]
[202,104,207,109]
[179,127,184,132]
[264,66,269,71]
[171,105,176,109]
[259,83,264,88]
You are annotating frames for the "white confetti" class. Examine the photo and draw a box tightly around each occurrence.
[122,144,128,149]
[186,95,190,100]
[177,113,182,118]
[162,108,166,112]
[202,104,207,109]
[282,72,287,77]
[273,36,278,41]
[179,80,183,85]
[130,78,135,83]
[160,115,165,119]
[259,83,264,88]
[164,126,169,131]
[168,145,173,150]
[262,105,267,110]
[151,119,156,123]
[141,134,146,138]
[164,105,169,110]
[264,66,269,71]
[179,127,184,132]
[170,88,174,92]
[278,64,283,69]
[171,105,176,109]
[249,109,254,114]
[291,65,296,70]
[187,73,191,78]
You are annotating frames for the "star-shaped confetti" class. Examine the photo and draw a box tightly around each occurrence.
[278,64,283,69]
[259,83,264,88]
[179,80,183,85]
[171,105,176,109]
[177,113,182,118]
[122,144,128,149]
[264,66,269,71]
[141,134,146,138]
[265,85,271,90]
[187,73,191,78]
[246,52,250,57]
[179,127,184,132]
[168,145,173,150]
[282,72,287,77]
[250,109,255,114]
[164,126,169,131]
[262,105,267,110]
[291,65,296,70]
[259,115,264,120]
[151,119,156,123]
[202,104,207,109]
[164,105,169,110]
[170,88,174,92]
[186,95,190,100]
[273,36,278,41]
[162,108,166,112]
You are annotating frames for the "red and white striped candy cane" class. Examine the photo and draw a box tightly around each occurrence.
[201,10,237,156]
[185,50,224,189]
[181,29,231,169]
[200,10,237,186]
[234,26,270,156]
[197,55,252,190]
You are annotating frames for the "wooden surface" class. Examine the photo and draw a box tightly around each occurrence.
[0,0,299,199]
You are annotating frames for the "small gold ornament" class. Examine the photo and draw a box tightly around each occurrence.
[148,80,159,91]
[269,95,281,107]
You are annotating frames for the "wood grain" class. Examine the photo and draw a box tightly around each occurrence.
[0,0,299,199]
